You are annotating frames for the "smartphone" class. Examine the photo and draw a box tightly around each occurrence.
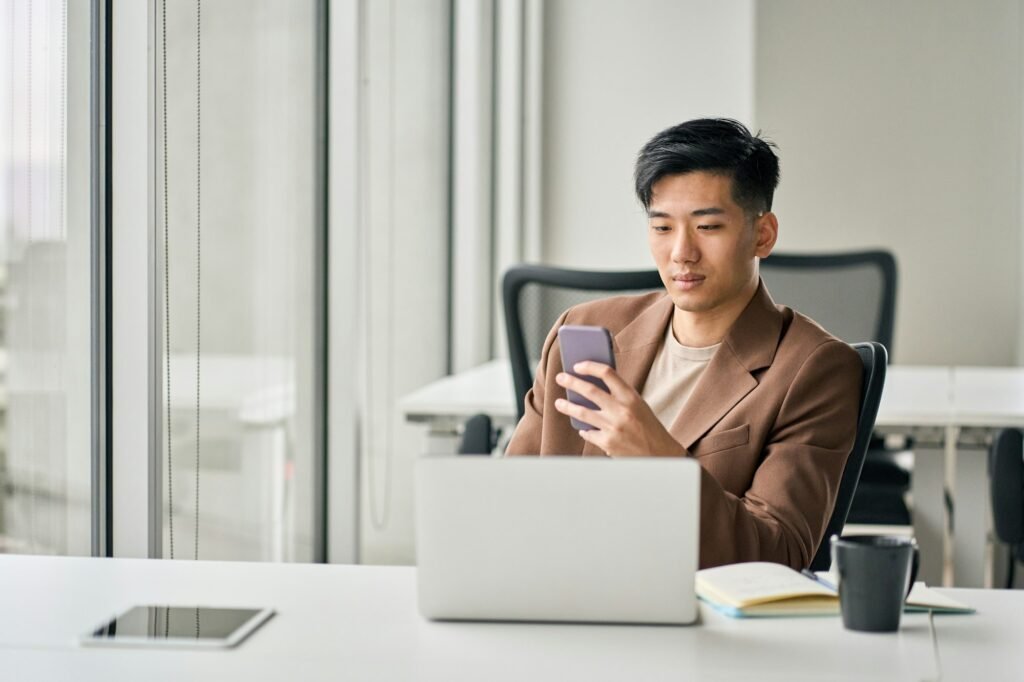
[557,325,615,431]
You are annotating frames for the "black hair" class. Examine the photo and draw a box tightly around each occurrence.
[634,118,780,216]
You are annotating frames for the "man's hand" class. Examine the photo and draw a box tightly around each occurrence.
[553,361,686,457]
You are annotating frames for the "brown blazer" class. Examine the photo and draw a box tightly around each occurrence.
[505,280,862,570]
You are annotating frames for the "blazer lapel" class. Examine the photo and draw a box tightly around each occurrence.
[669,344,757,450]
[613,297,674,393]
[669,280,784,450]
[581,294,673,457]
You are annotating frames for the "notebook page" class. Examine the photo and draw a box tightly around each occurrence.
[696,562,835,608]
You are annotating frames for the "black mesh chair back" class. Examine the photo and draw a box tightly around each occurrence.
[809,341,888,571]
[502,265,663,421]
[760,251,897,356]
[762,252,905,527]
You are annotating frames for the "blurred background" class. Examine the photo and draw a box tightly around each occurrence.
[0,0,1020,567]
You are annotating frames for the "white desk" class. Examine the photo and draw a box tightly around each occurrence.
[399,360,513,424]
[399,362,1024,588]
[952,367,1024,428]
[943,367,1024,589]
[4,555,1020,680]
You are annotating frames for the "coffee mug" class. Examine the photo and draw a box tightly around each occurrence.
[830,535,919,632]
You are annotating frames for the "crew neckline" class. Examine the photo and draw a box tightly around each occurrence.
[664,322,721,362]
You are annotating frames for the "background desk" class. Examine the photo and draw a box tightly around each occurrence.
[397,362,962,440]
[4,555,1020,681]
[400,363,1024,588]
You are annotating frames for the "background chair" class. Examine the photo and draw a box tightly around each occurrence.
[809,342,888,571]
[502,265,664,421]
[989,428,1024,588]
[759,251,907,526]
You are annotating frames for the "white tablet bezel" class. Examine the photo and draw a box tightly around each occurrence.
[79,606,275,649]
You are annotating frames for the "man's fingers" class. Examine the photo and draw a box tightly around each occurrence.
[554,397,610,429]
[572,361,635,402]
[556,371,613,409]
[576,427,610,453]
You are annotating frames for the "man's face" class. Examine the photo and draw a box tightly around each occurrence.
[647,172,776,315]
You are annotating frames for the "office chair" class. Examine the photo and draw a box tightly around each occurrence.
[809,341,888,571]
[483,263,886,570]
[502,265,664,421]
[989,428,1024,588]
[457,413,497,456]
[457,265,662,454]
[759,252,896,354]
[759,251,908,526]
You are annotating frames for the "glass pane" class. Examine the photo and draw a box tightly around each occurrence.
[157,0,317,562]
[0,0,92,555]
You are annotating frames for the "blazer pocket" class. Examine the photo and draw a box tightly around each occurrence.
[693,424,750,457]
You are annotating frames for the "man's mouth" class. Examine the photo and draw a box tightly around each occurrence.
[672,273,705,291]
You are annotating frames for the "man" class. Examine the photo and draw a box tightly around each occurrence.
[505,118,862,571]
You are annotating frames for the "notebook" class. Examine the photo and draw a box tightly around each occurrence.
[695,561,975,618]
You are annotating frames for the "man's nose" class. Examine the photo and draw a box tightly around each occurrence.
[671,229,699,264]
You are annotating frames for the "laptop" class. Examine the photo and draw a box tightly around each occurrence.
[415,456,701,625]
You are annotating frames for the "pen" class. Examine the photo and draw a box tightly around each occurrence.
[801,568,838,592]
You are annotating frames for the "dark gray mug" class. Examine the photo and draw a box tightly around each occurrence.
[830,534,919,632]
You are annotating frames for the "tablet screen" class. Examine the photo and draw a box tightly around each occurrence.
[86,606,272,647]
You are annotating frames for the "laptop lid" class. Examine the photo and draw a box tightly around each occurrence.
[415,456,700,625]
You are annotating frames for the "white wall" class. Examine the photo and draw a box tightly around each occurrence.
[753,0,1021,366]
[536,0,1024,366]
[540,0,755,269]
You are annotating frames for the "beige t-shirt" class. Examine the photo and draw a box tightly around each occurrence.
[640,322,722,430]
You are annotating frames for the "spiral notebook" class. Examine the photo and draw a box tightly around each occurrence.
[696,561,975,618]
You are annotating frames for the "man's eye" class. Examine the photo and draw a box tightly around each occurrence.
[698,224,722,231]
[651,225,671,233]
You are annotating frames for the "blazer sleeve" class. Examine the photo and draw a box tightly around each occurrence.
[504,309,570,457]
[696,340,862,570]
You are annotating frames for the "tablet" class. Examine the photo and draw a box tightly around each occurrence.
[80,605,275,649]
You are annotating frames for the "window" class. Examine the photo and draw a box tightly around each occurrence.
[155,0,322,561]
[0,0,92,555]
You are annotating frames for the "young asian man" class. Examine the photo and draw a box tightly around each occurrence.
[505,118,862,571]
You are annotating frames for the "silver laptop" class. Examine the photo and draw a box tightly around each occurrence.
[415,456,701,625]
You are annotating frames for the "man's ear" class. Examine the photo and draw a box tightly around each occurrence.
[753,212,778,258]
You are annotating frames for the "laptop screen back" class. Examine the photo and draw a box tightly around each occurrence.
[415,456,700,624]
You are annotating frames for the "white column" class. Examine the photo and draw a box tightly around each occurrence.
[521,0,544,264]
[492,0,525,358]
[327,0,360,564]
[450,0,495,372]
[111,0,158,558]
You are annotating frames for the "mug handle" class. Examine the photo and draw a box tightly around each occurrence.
[905,545,920,601]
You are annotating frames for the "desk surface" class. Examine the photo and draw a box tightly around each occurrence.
[1,555,1020,681]
[399,359,515,424]
[953,367,1024,427]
